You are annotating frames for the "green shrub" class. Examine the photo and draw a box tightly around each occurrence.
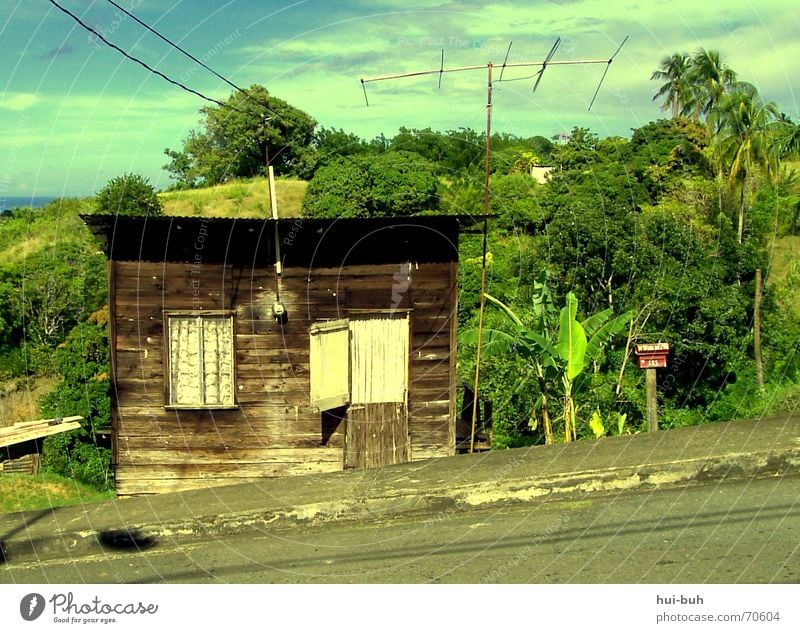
[95,173,163,217]
[39,317,112,491]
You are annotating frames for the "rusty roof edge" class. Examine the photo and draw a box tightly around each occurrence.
[79,213,491,230]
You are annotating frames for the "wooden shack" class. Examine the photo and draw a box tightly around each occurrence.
[0,416,83,475]
[84,214,472,496]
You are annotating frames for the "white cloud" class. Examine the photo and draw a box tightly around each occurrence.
[0,93,40,111]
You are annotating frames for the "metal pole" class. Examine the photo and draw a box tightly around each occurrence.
[470,63,493,453]
[265,122,283,302]
[360,58,610,85]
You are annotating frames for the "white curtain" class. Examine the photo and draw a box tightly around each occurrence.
[169,316,202,405]
[169,315,233,406]
[202,317,234,405]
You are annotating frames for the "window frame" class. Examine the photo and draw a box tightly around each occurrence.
[163,310,238,410]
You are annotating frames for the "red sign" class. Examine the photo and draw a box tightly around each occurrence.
[634,342,669,369]
[637,355,668,369]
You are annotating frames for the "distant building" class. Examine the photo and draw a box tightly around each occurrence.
[552,131,571,145]
[530,166,553,184]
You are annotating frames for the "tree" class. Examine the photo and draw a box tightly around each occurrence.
[12,243,106,347]
[489,173,545,231]
[302,151,440,218]
[0,268,18,348]
[163,85,317,187]
[96,173,163,217]
[774,115,800,158]
[688,49,739,125]
[714,87,780,242]
[314,127,375,169]
[40,310,112,489]
[651,53,693,119]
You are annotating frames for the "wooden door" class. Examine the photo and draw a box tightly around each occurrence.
[344,313,410,469]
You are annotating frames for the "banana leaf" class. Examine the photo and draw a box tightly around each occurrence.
[557,293,587,381]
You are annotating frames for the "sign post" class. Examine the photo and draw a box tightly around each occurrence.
[634,343,669,432]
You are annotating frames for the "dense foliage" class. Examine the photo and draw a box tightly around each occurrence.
[96,173,163,217]
[40,310,113,489]
[0,199,111,489]
[302,151,441,217]
[164,85,318,187]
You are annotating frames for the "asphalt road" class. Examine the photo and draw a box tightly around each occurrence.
[2,474,798,583]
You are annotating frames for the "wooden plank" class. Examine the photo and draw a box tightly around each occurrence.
[114,461,341,478]
[1,454,41,475]
[0,419,82,448]
[345,402,409,470]
[116,447,342,465]
[117,433,344,451]
[279,262,452,279]
[1,415,83,430]
[114,321,164,339]
[116,414,333,433]
[410,446,451,461]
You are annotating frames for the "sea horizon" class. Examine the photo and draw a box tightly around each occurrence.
[0,195,62,212]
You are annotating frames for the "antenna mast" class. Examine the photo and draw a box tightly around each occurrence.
[359,37,628,452]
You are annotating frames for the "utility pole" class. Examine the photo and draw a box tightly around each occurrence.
[360,37,628,451]
[469,61,493,454]
[264,116,286,322]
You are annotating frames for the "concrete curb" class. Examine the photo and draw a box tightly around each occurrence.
[4,444,799,566]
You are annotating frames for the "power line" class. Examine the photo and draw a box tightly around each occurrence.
[47,0,250,115]
[101,0,279,118]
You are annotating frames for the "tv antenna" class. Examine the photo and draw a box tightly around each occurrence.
[359,36,629,452]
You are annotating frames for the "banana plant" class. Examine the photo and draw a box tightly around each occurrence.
[463,286,632,444]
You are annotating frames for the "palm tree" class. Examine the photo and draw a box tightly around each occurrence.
[714,87,780,242]
[688,49,739,127]
[774,114,800,158]
[650,53,692,119]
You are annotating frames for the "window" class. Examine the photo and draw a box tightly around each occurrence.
[309,312,410,410]
[165,312,236,408]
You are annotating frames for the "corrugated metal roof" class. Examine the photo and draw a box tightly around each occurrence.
[80,213,479,266]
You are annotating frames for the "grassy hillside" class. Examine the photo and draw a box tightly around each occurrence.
[159,177,306,218]
[0,198,97,265]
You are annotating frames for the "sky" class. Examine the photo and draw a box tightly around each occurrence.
[1,0,798,197]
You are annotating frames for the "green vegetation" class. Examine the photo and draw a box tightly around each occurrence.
[0,473,114,514]
[303,151,440,218]
[96,173,163,217]
[163,84,318,187]
[1,47,799,507]
[464,286,633,444]
[0,198,111,494]
[159,176,306,218]
[39,307,113,489]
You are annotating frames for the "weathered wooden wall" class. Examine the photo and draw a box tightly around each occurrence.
[111,259,457,496]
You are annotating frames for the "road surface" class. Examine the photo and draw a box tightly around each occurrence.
[1,474,798,583]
